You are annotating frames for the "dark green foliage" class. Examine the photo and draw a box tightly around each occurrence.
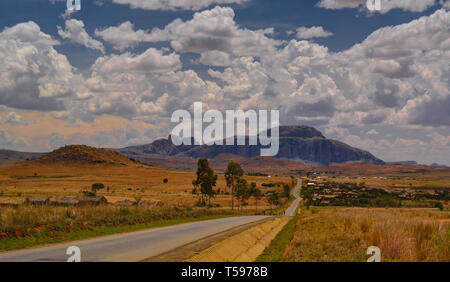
[193,158,218,206]
[91,183,105,194]
[224,161,244,210]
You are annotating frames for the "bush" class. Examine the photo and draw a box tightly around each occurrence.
[435,202,444,211]
[119,208,132,216]
[91,183,105,193]
[81,191,96,197]
[194,197,206,207]
[370,196,401,208]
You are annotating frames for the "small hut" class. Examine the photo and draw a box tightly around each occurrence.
[78,196,108,206]
[114,200,134,207]
[49,196,79,206]
[25,197,50,206]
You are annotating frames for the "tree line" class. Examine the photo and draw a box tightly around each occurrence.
[192,158,285,212]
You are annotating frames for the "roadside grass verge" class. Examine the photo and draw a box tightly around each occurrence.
[0,214,231,252]
[256,216,297,262]
[0,205,239,252]
[282,208,450,262]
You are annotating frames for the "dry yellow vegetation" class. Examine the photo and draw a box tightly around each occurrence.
[0,161,289,209]
[279,207,450,262]
[187,217,290,262]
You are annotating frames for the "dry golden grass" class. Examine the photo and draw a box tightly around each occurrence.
[0,203,250,251]
[324,170,450,191]
[282,207,450,262]
[0,163,289,209]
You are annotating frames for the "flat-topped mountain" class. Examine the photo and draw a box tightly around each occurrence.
[0,126,385,167]
[119,125,384,165]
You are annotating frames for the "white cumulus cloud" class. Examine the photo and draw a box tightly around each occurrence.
[58,19,105,53]
[112,0,250,11]
[317,0,437,14]
[296,26,333,39]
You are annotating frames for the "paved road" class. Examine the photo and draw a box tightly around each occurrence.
[284,179,301,216]
[0,179,302,262]
[0,216,267,262]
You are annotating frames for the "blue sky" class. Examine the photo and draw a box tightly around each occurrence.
[0,0,445,68]
[0,0,449,165]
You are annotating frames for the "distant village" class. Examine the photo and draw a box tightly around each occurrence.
[300,176,449,208]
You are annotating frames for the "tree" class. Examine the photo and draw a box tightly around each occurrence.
[193,158,218,206]
[435,201,444,211]
[267,192,280,213]
[91,183,105,195]
[249,182,262,213]
[163,178,168,184]
[283,184,291,198]
[225,161,244,211]
[235,179,250,211]
[301,185,315,205]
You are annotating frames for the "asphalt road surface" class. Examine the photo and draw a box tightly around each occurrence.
[284,178,301,216]
[0,179,301,262]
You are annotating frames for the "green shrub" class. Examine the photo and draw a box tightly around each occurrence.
[435,202,444,211]
[91,183,105,193]
[81,191,96,197]
[119,208,132,216]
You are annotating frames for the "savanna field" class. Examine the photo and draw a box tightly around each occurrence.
[258,207,450,262]
[0,146,449,261]
[0,154,293,251]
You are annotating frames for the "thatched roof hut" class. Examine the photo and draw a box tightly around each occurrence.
[137,200,163,208]
[114,200,134,207]
[78,196,107,206]
[49,196,79,206]
[25,197,50,206]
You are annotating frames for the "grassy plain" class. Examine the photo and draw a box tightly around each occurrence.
[0,161,291,251]
[260,207,450,262]
[0,163,289,208]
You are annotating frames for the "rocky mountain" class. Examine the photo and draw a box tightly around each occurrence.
[118,126,384,165]
[0,126,385,168]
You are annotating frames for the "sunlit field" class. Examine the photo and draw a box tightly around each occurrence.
[0,163,290,209]
[279,207,450,262]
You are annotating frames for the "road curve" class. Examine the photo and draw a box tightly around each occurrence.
[0,179,301,262]
[284,178,301,216]
[0,216,267,262]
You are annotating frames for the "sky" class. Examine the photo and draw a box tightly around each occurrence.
[0,0,449,165]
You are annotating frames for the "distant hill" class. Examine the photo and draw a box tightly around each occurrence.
[0,150,44,166]
[0,126,385,169]
[431,163,448,167]
[119,126,384,166]
[25,145,140,167]
[386,161,418,165]
[314,162,450,176]
[139,153,308,172]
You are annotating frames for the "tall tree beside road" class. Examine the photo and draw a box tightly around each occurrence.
[193,158,218,206]
[225,161,244,210]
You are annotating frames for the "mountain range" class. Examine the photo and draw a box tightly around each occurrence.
[118,126,384,166]
[0,126,384,168]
